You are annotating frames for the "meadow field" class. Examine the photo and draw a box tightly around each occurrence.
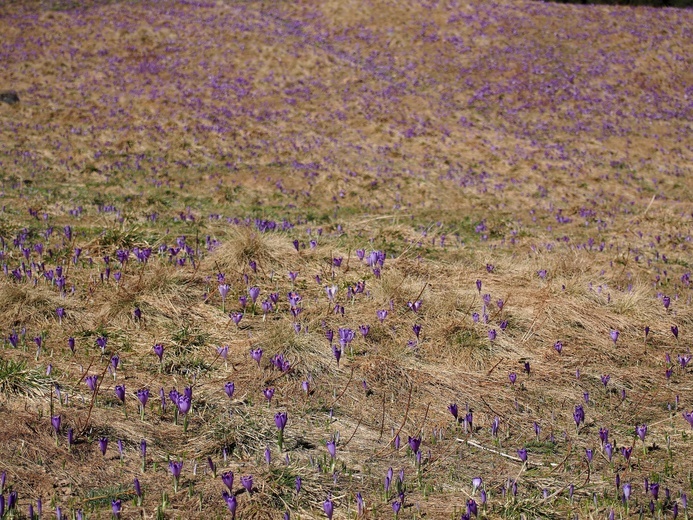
[0,0,692,518]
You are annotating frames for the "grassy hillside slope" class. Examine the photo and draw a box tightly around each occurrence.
[0,0,692,518]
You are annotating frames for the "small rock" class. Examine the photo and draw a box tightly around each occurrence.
[0,91,20,105]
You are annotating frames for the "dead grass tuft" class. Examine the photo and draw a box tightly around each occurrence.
[212,227,295,274]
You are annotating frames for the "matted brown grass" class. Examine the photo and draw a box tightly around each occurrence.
[0,0,692,518]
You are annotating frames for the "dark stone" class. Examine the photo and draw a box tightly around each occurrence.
[0,91,20,105]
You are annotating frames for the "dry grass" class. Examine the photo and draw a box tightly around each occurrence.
[0,0,692,518]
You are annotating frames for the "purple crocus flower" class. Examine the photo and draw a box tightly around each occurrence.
[51,415,61,433]
[332,344,342,367]
[250,348,263,366]
[650,482,660,500]
[601,374,610,387]
[517,448,528,462]
[115,384,126,403]
[275,411,288,450]
[508,372,517,385]
[682,410,693,428]
[224,382,235,399]
[241,475,253,493]
[604,442,614,461]
[85,375,98,393]
[376,309,388,323]
[621,446,633,462]
[467,498,478,517]
[448,403,458,420]
[573,405,585,427]
[408,436,421,454]
[261,300,273,315]
[222,491,237,518]
[274,411,288,432]
[96,336,108,353]
[636,424,648,442]
[177,394,191,415]
[263,387,275,403]
[623,482,632,501]
[672,325,679,339]
[249,286,260,303]
[599,427,609,445]
[111,499,121,518]
[153,344,164,362]
[472,477,482,493]
[221,470,234,491]
[137,388,150,408]
[610,330,619,345]
[488,329,497,341]
[326,439,336,459]
[323,496,334,519]
[338,328,354,348]
[553,340,563,354]
[230,312,243,326]
[476,280,482,293]
[169,460,183,492]
[356,492,364,515]
[407,300,422,313]
[412,324,422,339]
[133,478,142,505]
[99,437,108,456]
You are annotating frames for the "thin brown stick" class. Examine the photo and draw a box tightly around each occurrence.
[375,384,413,456]
[330,366,354,407]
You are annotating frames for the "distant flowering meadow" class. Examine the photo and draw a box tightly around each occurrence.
[0,0,691,518]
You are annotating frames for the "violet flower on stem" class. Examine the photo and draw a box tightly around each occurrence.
[51,415,61,446]
[275,411,288,451]
[133,478,143,506]
[115,384,127,418]
[169,460,183,493]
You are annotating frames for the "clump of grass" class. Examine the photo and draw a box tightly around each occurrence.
[82,483,135,512]
[0,357,49,397]
[213,227,294,272]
